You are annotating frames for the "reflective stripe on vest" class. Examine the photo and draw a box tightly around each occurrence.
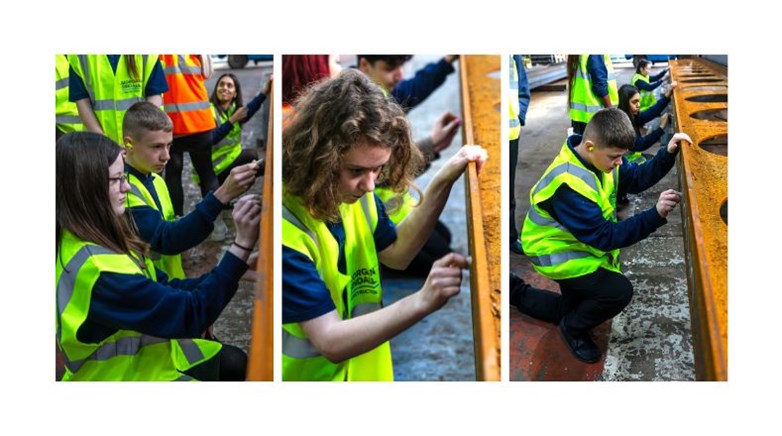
[281,329,321,359]
[569,55,619,124]
[160,55,215,135]
[126,171,186,279]
[69,54,154,144]
[521,141,621,280]
[281,192,393,381]
[64,335,168,374]
[527,251,592,268]
[55,54,85,134]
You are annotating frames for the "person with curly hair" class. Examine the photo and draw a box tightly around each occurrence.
[282,70,487,381]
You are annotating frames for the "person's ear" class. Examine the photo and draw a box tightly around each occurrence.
[585,140,595,152]
[358,57,370,73]
[124,136,133,151]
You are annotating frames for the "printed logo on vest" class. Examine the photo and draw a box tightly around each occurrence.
[121,79,142,94]
[350,267,380,298]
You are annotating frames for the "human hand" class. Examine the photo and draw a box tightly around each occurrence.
[214,160,259,204]
[430,112,461,154]
[667,132,692,154]
[666,81,678,98]
[229,106,249,124]
[436,144,488,185]
[655,189,682,218]
[418,252,468,313]
[233,194,262,248]
[240,252,259,281]
[262,74,273,95]
[659,113,670,129]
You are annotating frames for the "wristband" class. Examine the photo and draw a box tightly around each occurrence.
[233,241,254,251]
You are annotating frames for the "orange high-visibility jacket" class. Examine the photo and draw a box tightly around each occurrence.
[161,55,216,135]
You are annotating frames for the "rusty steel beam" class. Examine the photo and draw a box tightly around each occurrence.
[246,82,275,381]
[458,55,501,381]
[669,59,728,381]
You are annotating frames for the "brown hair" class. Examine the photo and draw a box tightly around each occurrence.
[583,108,636,150]
[283,69,423,222]
[123,101,173,140]
[56,132,149,267]
[566,55,581,112]
[124,55,140,81]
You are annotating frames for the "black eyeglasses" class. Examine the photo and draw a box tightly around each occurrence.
[109,174,129,185]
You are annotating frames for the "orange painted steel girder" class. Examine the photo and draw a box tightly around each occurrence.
[246,82,274,381]
[670,59,728,381]
[459,55,501,381]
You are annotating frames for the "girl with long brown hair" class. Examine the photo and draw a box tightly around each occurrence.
[56,132,260,381]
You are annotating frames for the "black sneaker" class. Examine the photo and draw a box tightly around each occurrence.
[558,320,601,363]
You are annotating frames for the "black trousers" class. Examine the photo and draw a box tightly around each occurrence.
[511,268,633,336]
[509,138,520,243]
[571,120,587,135]
[184,342,248,381]
[396,220,453,277]
[165,130,219,216]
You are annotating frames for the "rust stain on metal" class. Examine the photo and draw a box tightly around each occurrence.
[246,83,274,381]
[459,55,501,381]
[670,60,728,381]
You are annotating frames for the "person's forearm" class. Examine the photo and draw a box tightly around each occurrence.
[600,94,613,108]
[302,291,429,363]
[76,99,103,134]
[379,174,453,269]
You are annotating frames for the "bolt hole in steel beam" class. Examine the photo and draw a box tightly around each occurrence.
[682,78,724,83]
[720,199,728,225]
[681,85,727,92]
[686,94,728,103]
[698,134,728,157]
[690,108,728,122]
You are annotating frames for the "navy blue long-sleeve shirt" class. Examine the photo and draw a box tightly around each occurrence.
[586,55,611,98]
[390,58,455,113]
[513,55,531,126]
[79,251,248,343]
[538,135,679,252]
[211,92,268,145]
[631,95,671,152]
[126,164,223,255]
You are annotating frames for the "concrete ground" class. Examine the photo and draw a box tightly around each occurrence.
[334,55,476,381]
[510,58,695,381]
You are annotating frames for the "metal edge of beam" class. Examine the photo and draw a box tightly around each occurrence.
[247,82,275,381]
[671,60,728,381]
[459,55,500,381]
